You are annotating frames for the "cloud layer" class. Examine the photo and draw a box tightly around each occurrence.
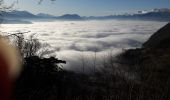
[1,20,167,71]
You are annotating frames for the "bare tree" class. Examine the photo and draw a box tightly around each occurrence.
[92,46,97,73]
[80,51,86,73]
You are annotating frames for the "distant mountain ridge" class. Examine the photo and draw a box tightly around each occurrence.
[57,14,82,20]
[137,8,170,14]
[3,10,37,18]
[86,8,170,21]
[2,10,83,20]
[36,13,56,18]
[1,8,170,21]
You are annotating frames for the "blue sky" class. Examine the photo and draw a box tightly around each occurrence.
[5,0,170,16]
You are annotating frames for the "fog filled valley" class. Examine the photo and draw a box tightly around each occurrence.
[0,20,167,71]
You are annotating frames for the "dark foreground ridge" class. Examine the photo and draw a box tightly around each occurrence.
[119,23,170,100]
[14,23,170,100]
[143,22,170,48]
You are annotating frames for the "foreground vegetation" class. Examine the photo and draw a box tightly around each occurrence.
[8,23,170,100]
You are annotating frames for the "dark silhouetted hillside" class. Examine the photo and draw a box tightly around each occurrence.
[143,23,170,48]
[118,23,170,100]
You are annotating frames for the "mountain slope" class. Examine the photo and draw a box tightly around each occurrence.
[2,11,84,20]
[57,14,83,20]
[36,13,57,18]
[143,23,170,48]
[117,23,170,98]
[3,10,37,18]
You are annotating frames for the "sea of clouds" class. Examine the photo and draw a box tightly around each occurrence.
[0,20,167,72]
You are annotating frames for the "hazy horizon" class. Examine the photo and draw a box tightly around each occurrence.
[6,7,169,17]
[5,0,170,16]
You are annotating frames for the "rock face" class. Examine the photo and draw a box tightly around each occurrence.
[143,23,170,48]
